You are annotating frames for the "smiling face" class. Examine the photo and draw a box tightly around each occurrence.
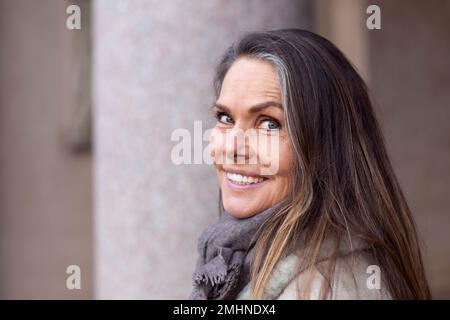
[210,57,294,218]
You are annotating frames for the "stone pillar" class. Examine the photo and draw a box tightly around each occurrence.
[93,0,311,298]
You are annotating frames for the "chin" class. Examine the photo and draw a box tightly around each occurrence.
[222,197,264,219]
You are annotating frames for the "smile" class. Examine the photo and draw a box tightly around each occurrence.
[226,172,267,185]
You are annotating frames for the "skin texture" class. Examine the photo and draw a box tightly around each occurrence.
[210,57,294,218]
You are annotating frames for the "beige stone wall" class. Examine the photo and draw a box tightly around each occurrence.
[369,0,450,298]
[0,0,93,299]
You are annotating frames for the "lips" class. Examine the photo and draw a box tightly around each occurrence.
[226,172,265,185]
[221,166,269,190]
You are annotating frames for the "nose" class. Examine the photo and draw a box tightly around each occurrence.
[223,126,244,164]
[223,126,262,165]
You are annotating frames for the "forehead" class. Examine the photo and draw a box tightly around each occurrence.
[218,57,281,106]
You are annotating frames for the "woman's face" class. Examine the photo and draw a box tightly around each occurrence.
[210,57,294,218]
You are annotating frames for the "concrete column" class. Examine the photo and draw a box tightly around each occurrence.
[93,0,311,298]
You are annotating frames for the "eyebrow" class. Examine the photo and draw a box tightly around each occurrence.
[212,101,283,114]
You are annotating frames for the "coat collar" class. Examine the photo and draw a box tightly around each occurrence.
[236,235,370,299]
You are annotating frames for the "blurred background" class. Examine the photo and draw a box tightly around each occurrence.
[0,0,449,299]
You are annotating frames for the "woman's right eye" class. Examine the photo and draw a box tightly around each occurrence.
[216,112,234,125]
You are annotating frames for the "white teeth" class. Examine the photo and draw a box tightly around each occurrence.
[226,172,265,185]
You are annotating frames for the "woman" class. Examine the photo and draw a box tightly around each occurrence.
[190,29,431,300]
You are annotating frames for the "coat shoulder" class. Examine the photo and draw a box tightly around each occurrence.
[277,249,391,300]
[237,237,392,300]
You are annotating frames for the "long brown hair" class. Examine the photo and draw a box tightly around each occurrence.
[213,29,430,299]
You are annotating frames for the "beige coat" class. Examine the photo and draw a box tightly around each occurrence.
[236,238,391,300]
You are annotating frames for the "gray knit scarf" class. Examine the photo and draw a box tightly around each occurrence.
[189,202,283,300]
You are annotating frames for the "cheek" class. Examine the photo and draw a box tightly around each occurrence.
[277,141,294,176]
[256,135,294,176]
[209,127,224,162]
[271,142,294,200]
